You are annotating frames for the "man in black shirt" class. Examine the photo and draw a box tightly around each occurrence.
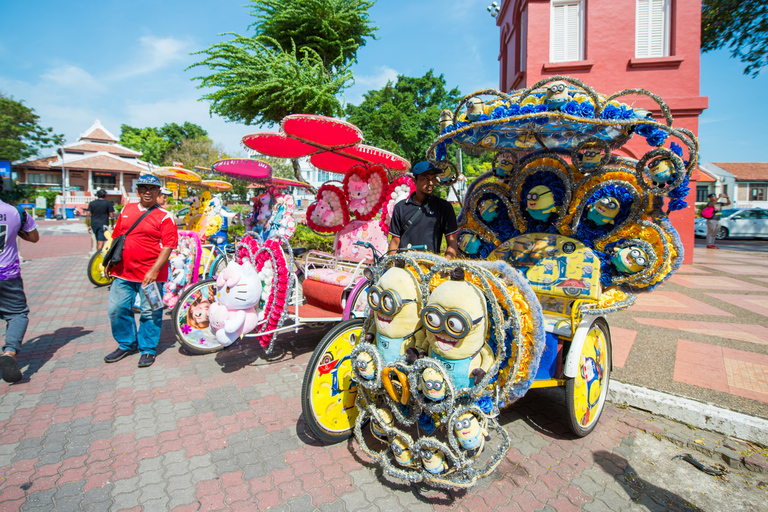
[388,161,459,259]
[86,190,115,250]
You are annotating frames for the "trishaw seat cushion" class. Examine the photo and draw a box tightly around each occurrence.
[302,279,346,314]
[334,219,388,262]
[541,313,573,338]
[306,268,364,288]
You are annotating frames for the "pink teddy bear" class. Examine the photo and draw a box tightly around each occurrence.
[348,180,369,212]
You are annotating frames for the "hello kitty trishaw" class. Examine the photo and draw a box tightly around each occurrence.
[298,77,695,489]
[170,116,417,368]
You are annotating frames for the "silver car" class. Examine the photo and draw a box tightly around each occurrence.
[694,208,768,240]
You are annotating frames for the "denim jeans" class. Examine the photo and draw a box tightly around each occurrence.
[0,277,30,354]
[108,278,164,355]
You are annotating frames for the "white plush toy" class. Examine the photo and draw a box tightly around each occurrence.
[166,254,188,292]
[208,260,264,346]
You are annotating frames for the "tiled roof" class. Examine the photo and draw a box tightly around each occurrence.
[81,127,117,142]
[64,143,140,157]
[710,162,768,181]
[693,166,715,182]
[49,153,146,173]
[13,156,59,169]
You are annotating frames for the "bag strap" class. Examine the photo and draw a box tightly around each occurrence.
[123,204,158,238]
[400,196,430,236]
[15,206,28,230]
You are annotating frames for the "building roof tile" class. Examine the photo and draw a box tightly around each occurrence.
[710,162,768,181]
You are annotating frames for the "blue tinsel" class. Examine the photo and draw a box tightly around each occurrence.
[576,185,635,246]
[476,396,493,414]
[667,177,690,212]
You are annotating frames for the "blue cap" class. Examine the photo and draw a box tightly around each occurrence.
[412,161,439,176]
[137,174,162,187]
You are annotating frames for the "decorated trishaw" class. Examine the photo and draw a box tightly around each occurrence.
[297,77,694,489]
[171,115,417,356]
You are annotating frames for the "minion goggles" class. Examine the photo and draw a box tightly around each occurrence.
[368,286,416,316]
[454,417,474,430]
[526,190,551,201]
[626,248,648,267]
[421,305,482,339]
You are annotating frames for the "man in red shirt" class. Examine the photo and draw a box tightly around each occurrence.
[104,174,178,367]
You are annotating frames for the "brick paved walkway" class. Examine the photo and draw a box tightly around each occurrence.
[0,233,766,511]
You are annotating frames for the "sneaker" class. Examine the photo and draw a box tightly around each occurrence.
[138,353,155,368]
[0,354,22,383]
[104,348,138,363]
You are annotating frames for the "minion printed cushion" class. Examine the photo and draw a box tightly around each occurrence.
[488,233,601,301]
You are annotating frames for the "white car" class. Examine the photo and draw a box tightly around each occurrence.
[694,208,768,240]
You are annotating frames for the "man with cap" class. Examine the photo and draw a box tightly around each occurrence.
[104,174,178,368]
[86,189,115,251]
[388,161,459,259]
[156,187,173,208]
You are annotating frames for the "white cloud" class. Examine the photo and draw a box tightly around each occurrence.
[109,36,191,81]
[343,65,399,105]
[40,64,106,93]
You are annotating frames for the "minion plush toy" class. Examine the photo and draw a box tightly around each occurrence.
[581,149,602,169]
[422,268,494,389]
[478,198,499,223]
[370,407,394,441]
[586,196,621,226]
[354,351,375,380]
[494,153,516,178]
[611,246,648,275]
[466,97,485,122]
[418,367,447,402]
[649,157,676,187]
[391,436,418,468]
[365,259,427,364]
[453,412,490,458]
[545,80,571,111]
[439,109,453,132]
[526,185,558,221]
[458,233,482,257]
[420,447,449,475]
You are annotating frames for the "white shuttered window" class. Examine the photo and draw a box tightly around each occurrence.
[550,1,584,63]
[636,0,670,58]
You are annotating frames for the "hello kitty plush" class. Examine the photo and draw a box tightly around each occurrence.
[208,260,263,346]
[166,254,188,293]
[348,180,370,213]
[312,199,333,226]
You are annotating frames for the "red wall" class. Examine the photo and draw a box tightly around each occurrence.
[497,0,708,263]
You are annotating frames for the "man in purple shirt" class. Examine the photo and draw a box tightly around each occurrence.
[0,190,40,383]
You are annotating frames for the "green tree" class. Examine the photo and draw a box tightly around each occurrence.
[190,0,378,190]
[119,122,209,165]
[165,137,226,170]
[702,0,768,76]
[345,70,462,165]
[0,94,64,162]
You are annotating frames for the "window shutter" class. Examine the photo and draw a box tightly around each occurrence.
[551,2,583,63]
[636,0,668,58]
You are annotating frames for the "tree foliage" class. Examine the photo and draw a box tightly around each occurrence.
[345,70,462,165]
[0,94,64,162]
[702,0,768,76]
[166,137,227,171]
[119,122,209,165]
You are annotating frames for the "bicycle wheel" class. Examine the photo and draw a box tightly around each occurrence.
[173,278,225,355]
[208,253,227,278]
[87,251,113,287]
[301,318,364,444]
[343,281,369,319]
[565,317,611,437]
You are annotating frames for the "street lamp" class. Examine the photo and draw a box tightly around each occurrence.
[487,2,499,18]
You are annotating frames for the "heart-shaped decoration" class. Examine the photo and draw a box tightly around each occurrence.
[380,175,415,234]
[343,164,389,221]
[306,184,349,233]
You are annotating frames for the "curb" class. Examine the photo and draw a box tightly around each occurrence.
[609,381,768,446]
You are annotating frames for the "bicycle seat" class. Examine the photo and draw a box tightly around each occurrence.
[292,247,308,257]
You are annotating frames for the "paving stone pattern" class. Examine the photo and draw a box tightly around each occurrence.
[1,253,767,511]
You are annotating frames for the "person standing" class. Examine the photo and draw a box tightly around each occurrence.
[86,189,115,251]
[705,192,731,249]
[388,161,459,259]
[156,187,173,207]
[0,191,40,383]
[104,175,177,368]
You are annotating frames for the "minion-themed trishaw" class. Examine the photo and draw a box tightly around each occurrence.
[300,77,695,489]
[171,116,420,358]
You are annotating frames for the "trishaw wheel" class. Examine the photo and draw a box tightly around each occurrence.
[301,318,364,444]
[87,252,113,287]
[173,278,225,355]
[565,317,611,437]
[209,254,227,278]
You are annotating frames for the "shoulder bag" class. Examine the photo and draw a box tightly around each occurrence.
[103,205,157,270]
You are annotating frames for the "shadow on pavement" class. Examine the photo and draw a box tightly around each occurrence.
[593,450,703,512]
[18,326,93,381]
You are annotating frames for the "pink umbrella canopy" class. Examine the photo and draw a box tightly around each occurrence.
[211,158,273,182]
[241,114,411,174]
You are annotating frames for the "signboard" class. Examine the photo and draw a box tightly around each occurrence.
[18,203,35,209]
[166,182,178,191]
[0,161,10,179]
[179,184,188,196]
[35,197,47,209]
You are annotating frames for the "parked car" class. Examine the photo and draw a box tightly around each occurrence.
[694,208,768,240]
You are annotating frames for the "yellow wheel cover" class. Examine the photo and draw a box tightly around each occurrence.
[89,253,112,285]
[572,325,608,428]
[309,324,362,434]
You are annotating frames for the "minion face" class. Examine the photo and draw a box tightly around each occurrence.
[370,408,394,439]
[478,198,499,223]
[466,97,484,119]
[458,233,481,256]
[612,246,648,274]
[582,149,602,168]
[391,437,414,467]
[649,158,675,185]
[586,196,621,226]
[545,81,570,109]
[354,352,375,380]
[420,447,447,474]
[526,185,557,221]
[419,367,446,402]
[368,267,421,338]
[495,153,515,177]
[439,109,453,132]
[422,280,487,360]
[454,412,483,448]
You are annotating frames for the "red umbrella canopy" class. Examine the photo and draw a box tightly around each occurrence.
[211,158,273,182]
[241,114,411,173]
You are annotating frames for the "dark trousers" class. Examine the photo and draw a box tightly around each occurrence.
[0,277,30,354]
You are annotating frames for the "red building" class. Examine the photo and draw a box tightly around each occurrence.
[496,0,708,262]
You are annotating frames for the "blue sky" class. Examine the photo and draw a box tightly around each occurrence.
[1,0,765,163]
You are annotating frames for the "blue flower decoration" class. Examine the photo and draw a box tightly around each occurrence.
[580,102,595,118]
[667,176,690,212]
[418,413,436,434]
[601,104,621,120]
[562,101,582,116]
[491,106,507,119]
[478,113,491,122]
[435,143,446,161]
[620,106,635,119]
[506,104,521,116]
[670,142,683,157]
[635,124,656,138]
[646,130,668,147]
[476,396,493,414]
[520,105,534,115]
[455,121,469,130]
